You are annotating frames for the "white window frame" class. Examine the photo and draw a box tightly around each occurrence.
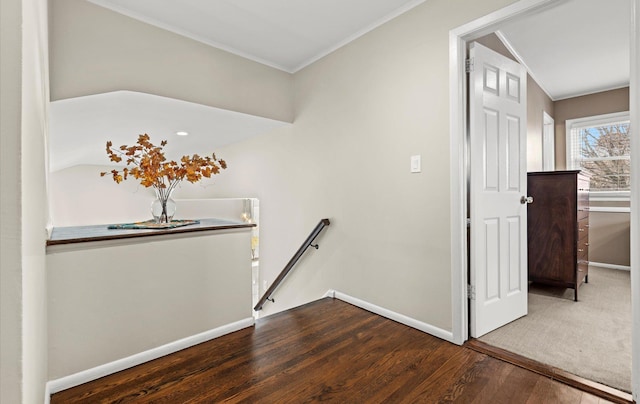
[566,111,631,201]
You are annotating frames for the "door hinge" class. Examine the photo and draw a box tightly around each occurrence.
[467,284,476,300]
[465,58,474,73]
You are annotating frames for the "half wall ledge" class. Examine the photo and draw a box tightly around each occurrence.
[47,218,255,246]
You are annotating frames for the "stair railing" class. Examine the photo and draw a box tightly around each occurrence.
[254,218,331,311]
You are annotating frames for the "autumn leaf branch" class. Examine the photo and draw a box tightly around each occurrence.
[100,134,227,196]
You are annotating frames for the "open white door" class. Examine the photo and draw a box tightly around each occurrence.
[469,42,528,338]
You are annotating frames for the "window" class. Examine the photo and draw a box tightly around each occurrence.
[566,111,631,196]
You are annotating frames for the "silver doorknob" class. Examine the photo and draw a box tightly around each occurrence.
[520,196,534,204]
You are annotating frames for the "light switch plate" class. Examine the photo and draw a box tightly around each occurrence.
[410,155,421,173]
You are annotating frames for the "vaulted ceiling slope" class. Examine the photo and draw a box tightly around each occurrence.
[49,91,289,171]
[498,0,630,100]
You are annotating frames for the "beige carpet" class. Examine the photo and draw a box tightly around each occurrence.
[479,266,631,392]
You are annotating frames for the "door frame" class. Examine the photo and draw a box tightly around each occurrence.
[448,0,639,399]
[542,111,555,171]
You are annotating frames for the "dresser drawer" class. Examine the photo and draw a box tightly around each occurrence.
[577,205,589,220]
[577,238,589,262]
[577,176,590,216]
[578,177,590,193]
[577,261,589,284]
[578,217,589,240]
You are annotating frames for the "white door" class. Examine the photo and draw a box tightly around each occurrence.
[469,42,528,338]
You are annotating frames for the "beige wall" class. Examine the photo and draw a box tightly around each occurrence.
[49,0,294,122]
[47,230,253,379]
[50,165,158,226]
[554,87,630,169]
[589,212,631,266]
[0,0,23,402]
[475,33,554,172]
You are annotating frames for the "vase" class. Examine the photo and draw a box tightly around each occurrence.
[151,187,177,224]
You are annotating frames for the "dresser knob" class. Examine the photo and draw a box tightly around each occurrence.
[578,248,584,252]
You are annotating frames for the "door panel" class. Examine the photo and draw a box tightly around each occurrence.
[469,42,528,338]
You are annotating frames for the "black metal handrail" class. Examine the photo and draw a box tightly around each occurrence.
[254,218,331,311]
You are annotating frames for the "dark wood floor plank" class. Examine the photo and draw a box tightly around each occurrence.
[51,298,620,404]
[470,362,541,404]
[367,340,463,402]
[526,376,584,404]
[397,348,486,403]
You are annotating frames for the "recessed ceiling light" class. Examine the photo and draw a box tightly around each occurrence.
[176,131,189,136]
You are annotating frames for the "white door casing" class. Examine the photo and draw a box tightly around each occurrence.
[543,111,555,171]
[469,42,528,338]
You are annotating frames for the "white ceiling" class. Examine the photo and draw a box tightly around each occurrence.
[498,0,630,100]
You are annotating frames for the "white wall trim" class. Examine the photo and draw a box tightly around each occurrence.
[323,290,336,299]
[589,262,632,271]
[589,206,631,213]
[448,24,470,347]
[590,192,631,203]
[43,383,51,404]
[629,0,639,399]
[542,111,555,171]
[324,290,455,343]
[45,317,254,397]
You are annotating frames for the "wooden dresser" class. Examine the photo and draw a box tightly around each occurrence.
[527,170,590,301]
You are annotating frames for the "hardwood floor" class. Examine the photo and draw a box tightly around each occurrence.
[52,298,618,403]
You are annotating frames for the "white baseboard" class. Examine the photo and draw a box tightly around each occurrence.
[45,317,254,400]
[589,261,632,271]
[44,383,51,404]
[323,289,455,343]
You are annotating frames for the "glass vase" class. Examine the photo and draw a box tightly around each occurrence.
[151,187,177,224]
